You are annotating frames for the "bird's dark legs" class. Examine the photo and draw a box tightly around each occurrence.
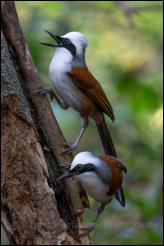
[79,203,105,237]
[62,117,88,154]
[33,87,68,109]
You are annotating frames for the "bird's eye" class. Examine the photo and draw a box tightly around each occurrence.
[76,164,82,169]
[64,38,71,44]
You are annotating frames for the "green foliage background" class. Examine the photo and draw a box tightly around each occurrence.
[2,1,163,245]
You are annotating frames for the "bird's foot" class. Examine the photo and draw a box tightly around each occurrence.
[61,142,77,154]
[78,223,95,238]
[59,162,71,170]
[33,87,52,95]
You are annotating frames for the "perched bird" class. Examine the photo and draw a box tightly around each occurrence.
[34,30,116,155]
[58,151,127,236]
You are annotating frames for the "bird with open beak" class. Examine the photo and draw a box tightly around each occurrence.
[34,30,116,156]
[58,151,127,236]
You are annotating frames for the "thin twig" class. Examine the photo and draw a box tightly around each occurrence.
[115,1,163,27]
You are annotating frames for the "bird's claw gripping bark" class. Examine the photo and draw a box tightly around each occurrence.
[61,142,77,154]
[33,87,52,95]
[78,223,95,238]
[59,162,71,170]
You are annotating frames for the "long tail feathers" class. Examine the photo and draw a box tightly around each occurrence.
[96,116,117,157]
[115,186,125,207]
[96,116,126,207]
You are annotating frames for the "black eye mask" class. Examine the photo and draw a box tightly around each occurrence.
[40,30,76,56]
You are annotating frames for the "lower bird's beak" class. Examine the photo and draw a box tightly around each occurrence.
[57,171,75,181]
[40,30,64,48]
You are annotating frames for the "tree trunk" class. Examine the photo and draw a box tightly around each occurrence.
[1,1,90,245]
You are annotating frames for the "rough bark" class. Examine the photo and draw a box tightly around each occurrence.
[1,1,90,245]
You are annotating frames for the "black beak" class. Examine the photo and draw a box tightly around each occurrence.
[57,171,76,181]
[40,30,64,48]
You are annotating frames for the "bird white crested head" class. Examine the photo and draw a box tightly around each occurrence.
[58,151,112,186]
[40,30,88,66]
[71,151,99,169]
[61,31,88,67]
[62,31,88,53]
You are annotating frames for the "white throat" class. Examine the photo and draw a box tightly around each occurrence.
[53,47,73,64]
[51,45,86,68]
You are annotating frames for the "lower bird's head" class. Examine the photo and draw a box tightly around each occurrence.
[57,151,111,183]
[58,163,95,181]
[58,152,97,181]
[40,30,88,57]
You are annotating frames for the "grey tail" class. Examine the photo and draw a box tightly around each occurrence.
[96,116,117,157]
[115,186,125,207]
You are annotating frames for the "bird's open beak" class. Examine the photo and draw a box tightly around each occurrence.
[40,30,64,48]
[57,171,76,181]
